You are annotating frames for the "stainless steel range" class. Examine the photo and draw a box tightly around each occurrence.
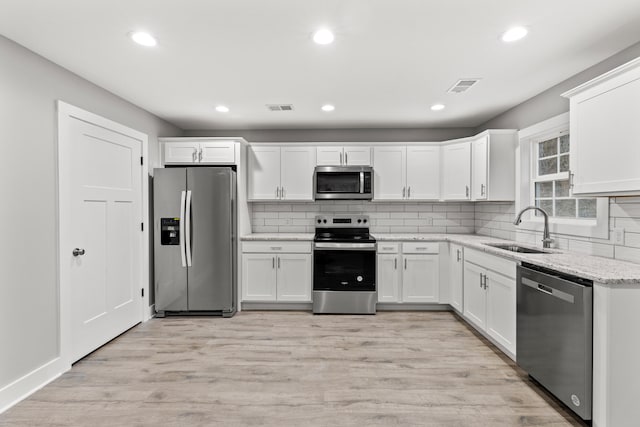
[312,215,376,314]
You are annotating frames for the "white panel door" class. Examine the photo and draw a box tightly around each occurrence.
[401,255,439,303]
[280,147,315,201]
[242,254,277,301]
[248,146,281,200]
[471,136,488,200]
[343,146,371,165]
[442,142,471,200]
[406,146,440,200]
[316,146,343,165]
[373,146,406,200]
[200,141,235,163]
[276,254,312,301]
[463,262,486,330]
[69,119,142,362]
[164,142,198,163]
[486,271,516,355]
[449,244,464,313]
[377,254,401,302]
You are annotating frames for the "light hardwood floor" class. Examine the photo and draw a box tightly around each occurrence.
[1,311,585,426]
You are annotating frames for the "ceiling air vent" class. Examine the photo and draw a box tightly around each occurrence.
[266,104,294,111]
[448,79,480,94]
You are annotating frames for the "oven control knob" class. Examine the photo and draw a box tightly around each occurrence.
[317,219,321,224]
[357,219,362,223]
[323,219,327,223]
[363,219,367,223]
[357,276,363,282]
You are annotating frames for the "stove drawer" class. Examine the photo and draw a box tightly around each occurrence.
[243,241,312,254]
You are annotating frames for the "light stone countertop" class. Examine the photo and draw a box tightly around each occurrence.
[241,232,640,284]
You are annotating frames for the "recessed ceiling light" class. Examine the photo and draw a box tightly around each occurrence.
[321,104,335,112]
[313,29,335,45]
[130,31,157,47]
[215,105,229,113]
[501,26,528,43]
[430,104,445,111]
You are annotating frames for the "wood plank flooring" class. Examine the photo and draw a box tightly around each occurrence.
[0,311,585,426]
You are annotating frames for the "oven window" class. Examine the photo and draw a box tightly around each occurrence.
[316,172,360,193]
[314,250,376,291]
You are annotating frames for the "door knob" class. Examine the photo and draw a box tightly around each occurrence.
[72,248,86,257]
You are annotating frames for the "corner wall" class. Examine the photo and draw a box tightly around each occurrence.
[0,35,181,410]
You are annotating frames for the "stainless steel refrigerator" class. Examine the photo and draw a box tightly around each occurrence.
[153,167,236,317]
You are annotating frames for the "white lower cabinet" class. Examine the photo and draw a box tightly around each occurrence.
[242,242,312,302]
[463,248,516,357]
[449,244,464,313]
[377,242,440,304]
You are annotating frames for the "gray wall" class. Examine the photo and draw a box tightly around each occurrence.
[184,127,475,142]
[0,35,181,391]
[476,40,640,131]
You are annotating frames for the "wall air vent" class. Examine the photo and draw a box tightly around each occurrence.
[448,79,481,93]
[266,104,295,111]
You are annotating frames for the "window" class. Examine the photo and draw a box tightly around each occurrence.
[532,133,597,219]
[517,112,609,240]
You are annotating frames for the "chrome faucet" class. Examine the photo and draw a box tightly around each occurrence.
[514,206,554,248]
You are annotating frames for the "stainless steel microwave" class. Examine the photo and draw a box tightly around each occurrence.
[314,166,373,200]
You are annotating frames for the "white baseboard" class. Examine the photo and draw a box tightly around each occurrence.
[146,303,156,321]
[0,357,69,414]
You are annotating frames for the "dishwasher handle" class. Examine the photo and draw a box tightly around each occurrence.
[521,277,575,304]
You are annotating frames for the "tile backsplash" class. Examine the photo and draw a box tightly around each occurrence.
[251,197,640,265]
[475,198,640,264]
[250,201,475,234]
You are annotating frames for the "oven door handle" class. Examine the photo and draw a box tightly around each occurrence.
[314,242,376,251]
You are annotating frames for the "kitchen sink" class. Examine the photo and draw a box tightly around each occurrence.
[486,243,550,254]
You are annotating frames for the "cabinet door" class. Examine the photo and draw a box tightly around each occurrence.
[248,146,281,200]
[164,142,199,164]
[449,244,464,313]
[242,254,277,301]
[200,141,235,163]
[406,146,440,200]
[377,254,401,303]
[402,255,439,303]
[280,147,315,201]
[373,146,406,200]
[442,142,471,200]
[276,254,312,302]
[485,271,516,355]
[471,136,488,200]
[316,146,343,166]
[343,146,371,165]
[463,261,486,329]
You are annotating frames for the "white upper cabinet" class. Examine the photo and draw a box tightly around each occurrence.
[248,146,281,200]
[248,145,315,201]
[162,138,236,164]
[471,136,489,200]
[470,132,516,201]
[442,142,471,200]
[373,145,440,201]
[280,146,315,200]
[373,146,406,200]
[406,146,440,200]
[562,56,640,196]
[316,145,371,166]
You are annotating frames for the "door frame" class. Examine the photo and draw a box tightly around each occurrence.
[57,101,149,367]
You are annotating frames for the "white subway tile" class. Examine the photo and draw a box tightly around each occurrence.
[614,246,640,264]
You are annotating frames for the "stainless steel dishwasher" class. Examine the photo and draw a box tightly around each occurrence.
[516,262,593,422]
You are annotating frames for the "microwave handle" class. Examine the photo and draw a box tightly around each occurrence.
[360,172,364,194]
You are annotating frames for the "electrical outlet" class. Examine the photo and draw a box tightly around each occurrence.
[613,228,625,245]
[281,218,292,225]
[424,217,433,226]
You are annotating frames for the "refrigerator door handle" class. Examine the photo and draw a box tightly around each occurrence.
[185,190,193,267]
[179,190,187,267]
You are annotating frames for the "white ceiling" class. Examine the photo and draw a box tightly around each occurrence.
[2,0,640,130]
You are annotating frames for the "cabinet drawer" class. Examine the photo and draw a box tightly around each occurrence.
[377,243,399,253]
[242,241,312,254]
[465,248,516,279]
[402,242,440,254]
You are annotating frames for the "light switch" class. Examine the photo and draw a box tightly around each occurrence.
[613,228,625,245]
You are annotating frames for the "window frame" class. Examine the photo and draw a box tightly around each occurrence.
[516,112,609,239]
